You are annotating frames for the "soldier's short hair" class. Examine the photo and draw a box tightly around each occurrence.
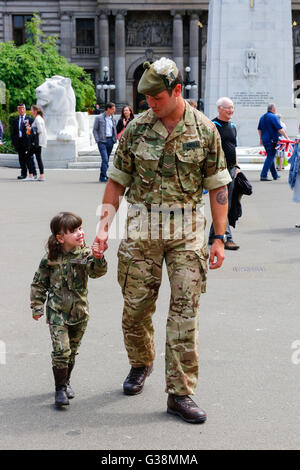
[166,71,183,96]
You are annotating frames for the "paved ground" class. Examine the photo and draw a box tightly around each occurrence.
[0,167,300,450]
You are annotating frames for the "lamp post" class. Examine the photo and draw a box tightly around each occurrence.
[184,66,197,100]
[97,66,116,105]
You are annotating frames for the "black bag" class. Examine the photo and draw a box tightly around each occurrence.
[30,127,39,149]
[271,139,278,149]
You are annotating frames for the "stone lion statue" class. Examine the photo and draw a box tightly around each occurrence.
[36,75,78,141]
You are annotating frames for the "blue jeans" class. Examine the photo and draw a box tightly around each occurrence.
[98,137,114,180]
[209,166,236,242]
[260,142,278,179]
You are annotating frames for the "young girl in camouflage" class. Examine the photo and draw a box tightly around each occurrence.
[30,212,107,408]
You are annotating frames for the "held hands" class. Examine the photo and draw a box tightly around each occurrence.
[33,314,42,321]
[92,232,108,259]
[209,239,225,270]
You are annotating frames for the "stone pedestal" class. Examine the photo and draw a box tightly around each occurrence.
[205,0,300,145]
[41,140,77,169]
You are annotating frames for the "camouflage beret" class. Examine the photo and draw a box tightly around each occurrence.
[138,57,179,96]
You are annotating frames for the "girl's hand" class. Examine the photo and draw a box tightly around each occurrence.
[33,314,42,321]
[92,234,108,259]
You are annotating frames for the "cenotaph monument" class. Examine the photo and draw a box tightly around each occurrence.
[205,0,300,146]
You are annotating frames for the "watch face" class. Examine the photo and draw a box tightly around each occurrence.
[223,234,227,243]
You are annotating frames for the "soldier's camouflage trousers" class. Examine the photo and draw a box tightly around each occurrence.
[117,209,208,396]
[49,320,88,369]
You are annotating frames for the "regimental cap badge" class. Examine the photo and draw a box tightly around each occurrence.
[138,57,179,97]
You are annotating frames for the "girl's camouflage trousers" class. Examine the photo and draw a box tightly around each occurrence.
[49,320,88,368]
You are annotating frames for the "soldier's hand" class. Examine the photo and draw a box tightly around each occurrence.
[92,233,108,259]
[33,314,42,321]
[209,240,225,270]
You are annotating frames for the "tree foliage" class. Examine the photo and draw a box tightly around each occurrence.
[0,14,96,113]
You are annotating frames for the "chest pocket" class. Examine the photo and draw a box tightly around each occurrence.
[134,140,162,186]
[69,259,88,291]
[176,147,205,193]
[49,264,63,291]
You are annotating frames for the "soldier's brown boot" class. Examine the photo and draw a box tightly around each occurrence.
[123,364,153,395]
[167,394,207,424]
[52,367,69,407]
[66,362,75,399]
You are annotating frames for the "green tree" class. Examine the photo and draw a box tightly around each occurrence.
[0,14,96,113]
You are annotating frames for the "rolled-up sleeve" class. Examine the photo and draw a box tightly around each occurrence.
[107,126,134,188]
[203,125,232,191]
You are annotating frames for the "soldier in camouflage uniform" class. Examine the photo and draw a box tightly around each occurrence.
[31,212,107,407]
[93,58,231,423]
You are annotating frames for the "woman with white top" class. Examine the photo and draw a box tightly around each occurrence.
[28,105,47,181]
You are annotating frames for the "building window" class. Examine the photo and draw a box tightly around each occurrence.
[76,18,94,45]
[13,15,33,46]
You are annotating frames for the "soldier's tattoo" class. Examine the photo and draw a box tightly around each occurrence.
[216,187,228,205]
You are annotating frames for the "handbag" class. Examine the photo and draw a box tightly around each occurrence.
[30,127,39,149]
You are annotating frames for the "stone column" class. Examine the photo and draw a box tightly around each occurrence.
[171,11,184,73]
[114,10,127,108]
[189,12,199,101]
[98,10,110,75]
[60,11,73,61]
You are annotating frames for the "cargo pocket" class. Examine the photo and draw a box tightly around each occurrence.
[117,241,145,295]
[176,148,205,193]
[195,246,209,293]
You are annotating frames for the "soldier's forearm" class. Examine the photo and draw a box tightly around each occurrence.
[209,186,228,235]
[98,178,126,234]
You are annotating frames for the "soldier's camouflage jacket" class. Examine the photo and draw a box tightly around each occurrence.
[30,246,107,325]
[108,101,232,207]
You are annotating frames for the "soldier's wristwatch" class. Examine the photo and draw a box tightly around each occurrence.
[213,234,227,244]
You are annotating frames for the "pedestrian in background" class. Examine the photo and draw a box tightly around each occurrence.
[209,96,240,250]
[27,105,47,181]
[30,212,107,408]
[276,114,288,171]
[116,105,134,141]
[93,102,117,183]
[258,103,288,181]
[93,104,101,115]
[11,104,36,180]
[288,136,300,228]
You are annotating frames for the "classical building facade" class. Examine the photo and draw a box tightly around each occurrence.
[1,0,300,110]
